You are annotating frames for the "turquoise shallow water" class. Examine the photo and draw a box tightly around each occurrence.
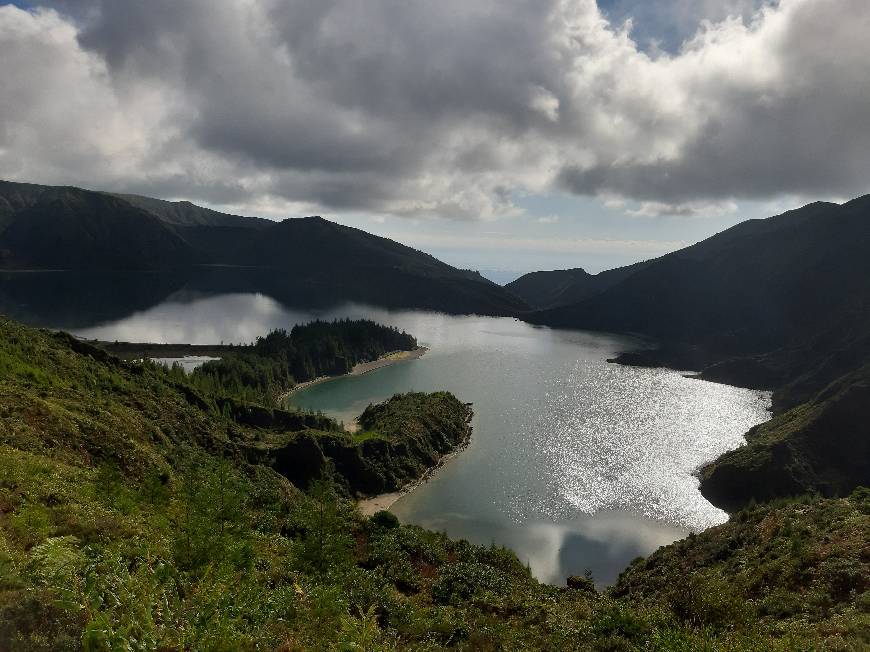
[70,291,771,585]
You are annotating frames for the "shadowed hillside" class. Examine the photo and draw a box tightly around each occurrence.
[0,180,528,316]
[531,197,870,370]
[523,195,870,509]
[0,187,192,270]
[699,365,870,510]
[506,261,649,310]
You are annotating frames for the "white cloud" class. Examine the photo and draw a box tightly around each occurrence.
[0,0,867,219]
[625,200,739,218]
[388,231,687,257]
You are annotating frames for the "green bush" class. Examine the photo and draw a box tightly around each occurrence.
[370,510,400,529]
[666,572,751,629]
[431,562,510,607]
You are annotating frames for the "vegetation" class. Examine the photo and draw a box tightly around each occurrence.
[613,492,870,649]
[0,180,528,316]
[506,263,648,311]
[2,316,868,649]
[700,364,870,510]
[187,319,417,404]
[244,391,473,496]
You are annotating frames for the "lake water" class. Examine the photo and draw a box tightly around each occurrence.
[24,287,771,586]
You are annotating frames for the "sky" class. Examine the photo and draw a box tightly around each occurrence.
[1,1,868,281]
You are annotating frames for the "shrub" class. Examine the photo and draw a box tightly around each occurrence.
[370,510,399,529]
[666,572,751,629]
[431,562,509,607]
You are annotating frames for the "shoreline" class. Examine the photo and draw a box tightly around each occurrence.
[282,346,428,398]
[85,339,235,360]
[357,411,472,517]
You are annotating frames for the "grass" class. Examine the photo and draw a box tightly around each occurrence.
[1,316,868,649]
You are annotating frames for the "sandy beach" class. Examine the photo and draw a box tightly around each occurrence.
[283,346,428,398]
[357,492,405,516]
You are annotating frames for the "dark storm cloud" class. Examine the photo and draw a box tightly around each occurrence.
[73,0,565,174]
[1,0,869,218]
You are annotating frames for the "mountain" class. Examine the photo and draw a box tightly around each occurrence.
[231,215,524,314]
[506,261,649,309]
[115,192,272,230]
[0,186,192,269]
[0,180,527,315]
[529,196,870,396]
[525,195,870,508]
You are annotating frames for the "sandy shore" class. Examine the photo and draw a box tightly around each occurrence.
[283,346,428,398]
[356,421,472,517]
[358,492,405,516]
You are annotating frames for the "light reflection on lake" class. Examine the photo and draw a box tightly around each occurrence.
[56,290,770,586]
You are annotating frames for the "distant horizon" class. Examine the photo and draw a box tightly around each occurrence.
[6,175,864,280]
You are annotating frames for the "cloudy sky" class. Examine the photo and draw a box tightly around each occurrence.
[1,1,868,280]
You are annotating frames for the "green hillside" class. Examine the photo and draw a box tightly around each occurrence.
[1,316,868,649]
[613,494,870,647]
[700,366,870,511]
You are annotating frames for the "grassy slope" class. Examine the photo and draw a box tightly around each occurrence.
[1,317,868,649]
[700,366,870,511]
[613,494,870,649]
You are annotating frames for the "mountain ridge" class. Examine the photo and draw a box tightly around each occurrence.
[521,195,870,509]
[0,180,527,316]
[506,261,650,309]
[528,196,870,383]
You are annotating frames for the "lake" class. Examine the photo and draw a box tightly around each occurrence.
[11,281,771,586]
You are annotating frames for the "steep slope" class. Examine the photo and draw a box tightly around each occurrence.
[236,216,528,314]
[0,188,192,270]
[116,193,275,263]
[699,366,870,510]
[532,196,870,388]
[612,493,870,646]
[114,193,272,230]
[0,180,528,316]
[506,261,650,309]
[506,268,595,309]
[0,180,50,232]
